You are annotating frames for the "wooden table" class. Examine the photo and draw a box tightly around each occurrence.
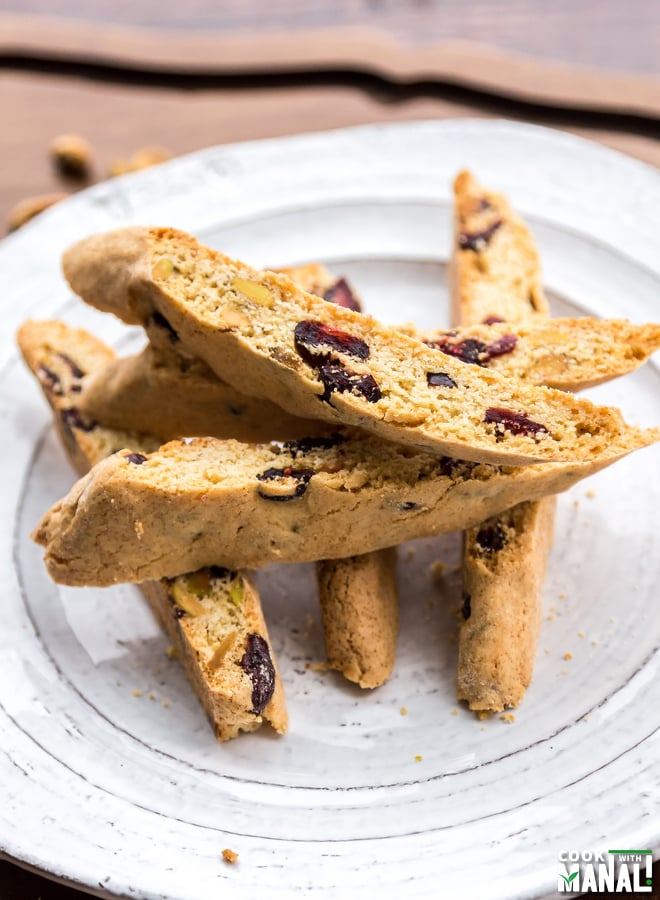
[2,2,659,896]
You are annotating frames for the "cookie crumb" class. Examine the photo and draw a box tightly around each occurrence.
[559,592,567,600]
[451,707,458,716]
[134,519,144,539]
[573,500,580,509]
[400,706,408,716]
[547,614,555,621]
[500,713,515,724]
[586,489,596,499]
[131,689,142,698]
[166,645,177,659]
[414,755,423,762]
[583,715,590,722]
[577,631,586,638]
[480,725,487,731]
[563,652,573,661]
[591,639,599,646]
[544,648,551,655]
[222,849,238,864]
[405,546,416,561]
[311,661,329,673]
[161,699,170,709]
[560,669,568,676]
[429,560,445,583]
[147,692,155,701]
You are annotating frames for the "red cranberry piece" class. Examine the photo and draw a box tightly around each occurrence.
[323,278,362,312]
[124,452,148,465]
[241,633,276,714]
[428,337,489,366]
[57,353,85,380]
[256,466,314,501]
[61,407,97,433]
[38,365,63,396]
[459,219,503,252]
[482,315,505,326]
[461,592,472,620]
[486,334,518,358]
[476,523,507,552]
[484,407,549,438]
[294,320,369,368]
[282,434,346,458]
[427,372,457,388]
[318,363,381,404]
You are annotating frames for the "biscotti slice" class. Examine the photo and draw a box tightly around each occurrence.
[456,500,556,711]
[18,319,287,740]
[32,425,657,587]
[451,170,555,714]
[62,226,643,466]
[316,549,399,689]
[450,169,549,326]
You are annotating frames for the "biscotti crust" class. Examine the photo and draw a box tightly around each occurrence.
[32,422,657,586]
[62,226,648,466]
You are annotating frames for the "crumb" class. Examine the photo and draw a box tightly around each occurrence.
[134,520,144,539]
[560,669,568,676]
[451,708,458,716]
[311,661,329,673]
[500,713,515,723]
[563,652,573,660]
[559,593,567,600]
[544,648,551,655]
[480,725,487,731]
[405,546,416,560]
[591,639,599,646]
[583,715,590,722]
[429,560,445,583]
[148,692,155,701]
[549,605,556,612]
[161,699,170,709]
[477,711,490,721]
[166,645,177,659]
[131,689,142,698]
[414,755,423,762]
[578,631,585,638]
[221,848,238,864]
[573,500,580,509]
[547,614,555,621]
[400,706,408,716]
[304,661,310,669]
[586,489,596,499]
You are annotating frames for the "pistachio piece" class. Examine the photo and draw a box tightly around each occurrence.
[218,306,251,328]
[209,631,238,669]
[229,577,245,607]
[184,569,213,596]
[170,581,206,616]
[153,258,175,280]
[231,277,275,307]
[50,133,93,179]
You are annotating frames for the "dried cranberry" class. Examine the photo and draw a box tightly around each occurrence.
[241,633,276,714]
[282,434,345,457]
[484,407,549,438]
[476,523,507,552]
[461,593,472,620]
[57,353,85,380]
[37,365,63,396]
[427,372,457,389]
[256,466,314,501]
[124,452,148,465]
[318,363,382,404]
[482,315,505,326]
[148,311,179,343]
[323,278,362,312]
[428,337,489,366]
[294,320,369,368]
[485,334,518,358]
[61,407,96,433]
[209,565,233,580]
[459,219,503,252]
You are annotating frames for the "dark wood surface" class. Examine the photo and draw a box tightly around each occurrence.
[2,2,659,896]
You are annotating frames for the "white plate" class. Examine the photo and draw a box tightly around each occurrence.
[1,120,659,900]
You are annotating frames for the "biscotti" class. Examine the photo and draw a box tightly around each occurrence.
[456,500,556,711]
[62,226,647,466]
[82,315,660,441]
[18,319,287,740]
[450,169,549,326]
[452,170,556,714]
[32,423,657,586]
[316,549,399,689]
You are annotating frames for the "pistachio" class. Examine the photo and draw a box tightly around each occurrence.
[231,276,275,307]
[171,581,206,616]
[218,306,251,328]
[184,569,213,596]
[8,193,68,232]
[50,133,93,179]
[209,631,238,669]
[153,258,175,280]
[229,577,245,607]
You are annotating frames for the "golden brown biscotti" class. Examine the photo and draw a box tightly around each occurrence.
[456,500,556,711]
[18,319,287,740]
[450,169,549,326]
[62,226,648,466]
[451,169,555,714]
[316,549,399,689]
[32,424,657,587]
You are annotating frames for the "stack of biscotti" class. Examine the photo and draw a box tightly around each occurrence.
[22,213,660,740]
[18,319,287,742]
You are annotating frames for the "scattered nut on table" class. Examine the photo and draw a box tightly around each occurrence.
[109,146,172,177]
[50,133,94,179]
[8,193,69,232]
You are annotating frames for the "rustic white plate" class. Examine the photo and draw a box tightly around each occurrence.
[1,121,659,899]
